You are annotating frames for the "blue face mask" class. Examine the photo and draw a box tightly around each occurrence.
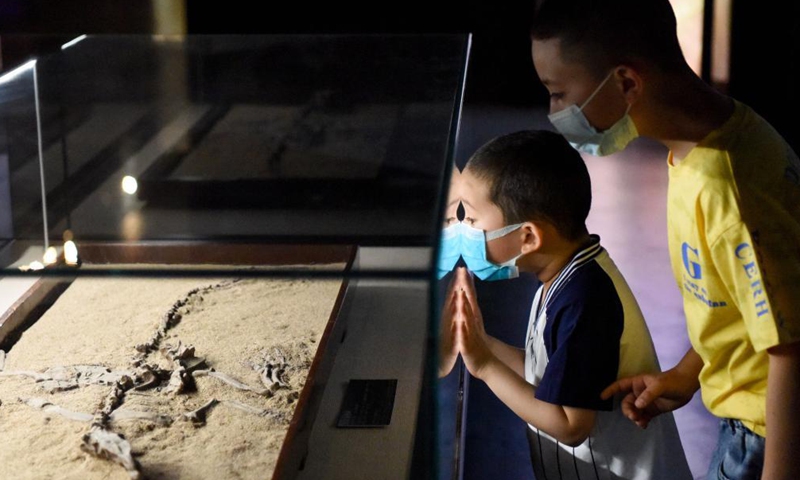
[436,222,524,280]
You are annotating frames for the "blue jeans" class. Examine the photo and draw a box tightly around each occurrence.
[706,419,765,480]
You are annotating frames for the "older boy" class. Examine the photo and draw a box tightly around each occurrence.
[529,1,800,479]
[439,130,690,480]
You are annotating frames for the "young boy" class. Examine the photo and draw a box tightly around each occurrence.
[438,130,691,480]
[529,1,800,478]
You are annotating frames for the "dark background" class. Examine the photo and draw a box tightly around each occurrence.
[0,1,543,107]
[0,0,798,153]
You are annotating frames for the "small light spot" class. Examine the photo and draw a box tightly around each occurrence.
[43,246,58,265]
[64,240,79,265]
[121,176,138,195]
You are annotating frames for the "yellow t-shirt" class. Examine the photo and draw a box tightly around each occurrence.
[667,99,800,437]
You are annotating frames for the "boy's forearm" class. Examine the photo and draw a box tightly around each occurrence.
[486,336,525,377]
[674,346,703,392]
[479,356,595,447]
[763,341,800,480]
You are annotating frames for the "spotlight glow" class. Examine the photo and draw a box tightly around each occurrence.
[121,176,138,195]
[64,240,79,265]
[43,246,58,265]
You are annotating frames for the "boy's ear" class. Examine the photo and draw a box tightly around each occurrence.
[614,65,643,105]
[519,221,545,254]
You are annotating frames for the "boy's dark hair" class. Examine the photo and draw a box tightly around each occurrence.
[530,0,687,77]
[465,130,591,241]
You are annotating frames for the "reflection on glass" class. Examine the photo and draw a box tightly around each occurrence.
[64,239,78,265]
[61,35,87,50]
[670,0,704,75]
[43,245,58,265]
[121,175,138,195]
[121,211,143,241]
[0,60,36,86]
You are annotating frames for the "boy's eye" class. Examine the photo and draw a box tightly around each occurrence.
[464,217,476,225]
[549,92,564,101]
[444,217,457,225]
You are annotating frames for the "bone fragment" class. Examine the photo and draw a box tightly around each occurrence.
[95,377,133,423]
[0,370,53,382]
[19,397,94,422]
[163,367,189,395]
[20,396,172,426]
[193,369,270,396]
[221,400,289,424]
[132,367,161,391]
[247,350,290,394]
[162,342,195,361]
[0,365,136,393]
[37,379,80,393]
[109,408,173,426]
[181,398,219,425]
[259,366,289,393]
[161,342,208,373]
[81,426,141,480]
[222,400,268,416]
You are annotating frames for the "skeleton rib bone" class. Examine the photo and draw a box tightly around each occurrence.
[220,400,288,424]
[222,399,267,416]
[110,408,173,427]
[193,369,271,396]
[19,397,172,426]
[19,397,94,422]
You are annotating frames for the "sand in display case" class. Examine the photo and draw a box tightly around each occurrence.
[0,245,352,480]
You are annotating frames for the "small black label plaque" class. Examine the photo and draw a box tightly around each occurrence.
[336,379,398,428]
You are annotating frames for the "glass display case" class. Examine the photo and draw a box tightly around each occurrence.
[0,34,470,480]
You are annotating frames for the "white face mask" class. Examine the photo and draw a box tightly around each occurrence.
[547,71,638,157]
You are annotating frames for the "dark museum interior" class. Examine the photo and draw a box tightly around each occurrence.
[0,1,798,479]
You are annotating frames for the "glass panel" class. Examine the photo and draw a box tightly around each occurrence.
[0,33,469,480]
[0,34,467,278]
[0,60,39,246]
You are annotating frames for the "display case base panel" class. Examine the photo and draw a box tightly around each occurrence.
[0,270,343,480]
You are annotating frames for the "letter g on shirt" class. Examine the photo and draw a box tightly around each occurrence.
[682,242,702,279]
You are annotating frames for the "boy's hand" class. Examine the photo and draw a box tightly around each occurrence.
[438,276,460,378]
[600,367,698,429]
[453,268,494,380]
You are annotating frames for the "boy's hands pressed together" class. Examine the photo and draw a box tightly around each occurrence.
[453,268,495,380]
[438,275,460,378]
[452,270,595,446]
